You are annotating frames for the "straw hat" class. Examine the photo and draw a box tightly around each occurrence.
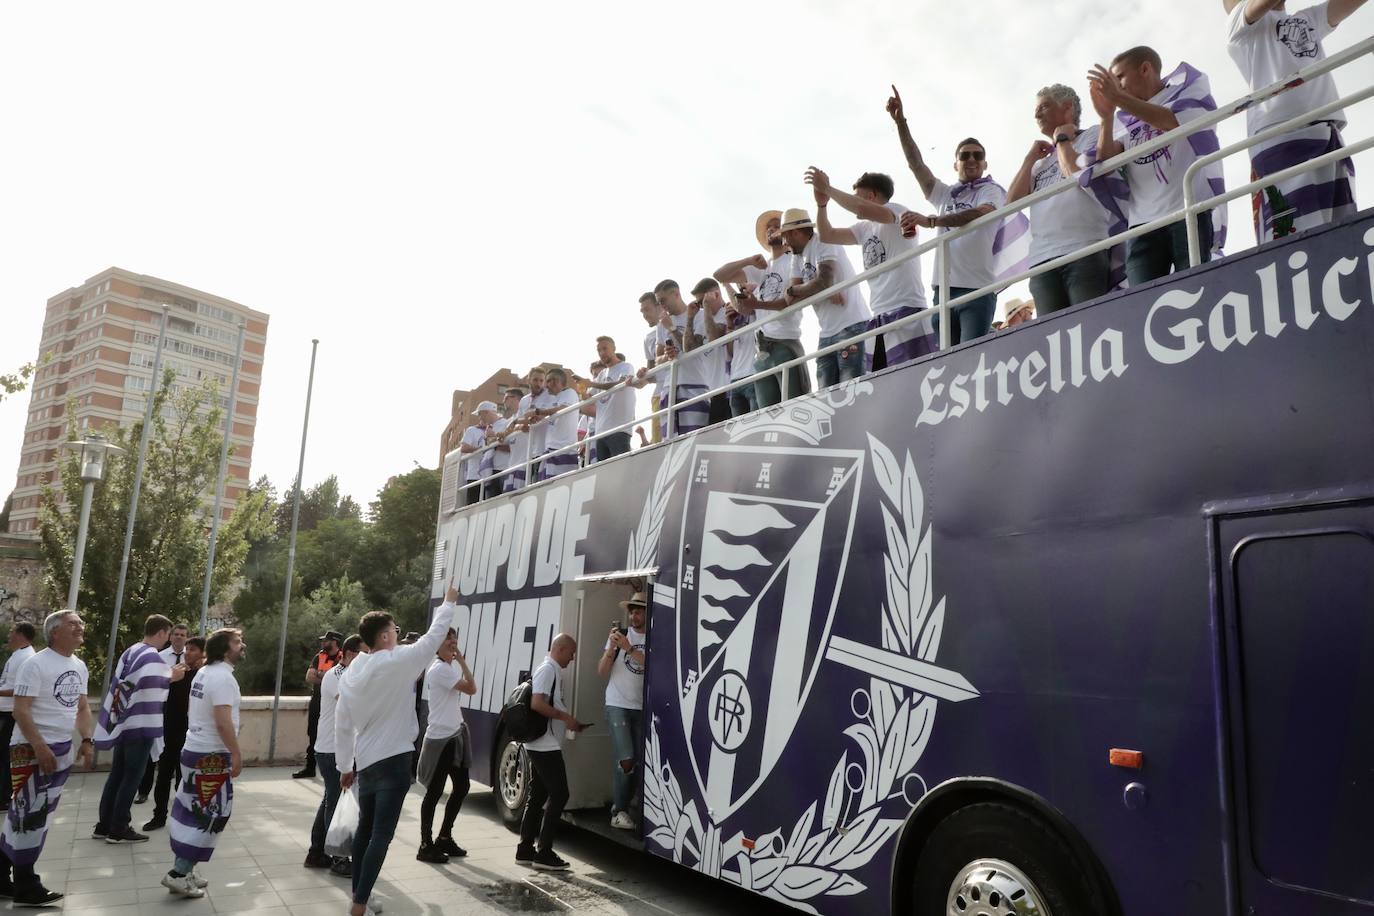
[619,591,648,611]
[778,208,814,232]
[1001,297,1035,326]
[755,209,782,251]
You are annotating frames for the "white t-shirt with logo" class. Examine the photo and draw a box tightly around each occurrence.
[603,628,646,710]
[791,236,872,338]
[928,178,1010,290]
[424,659,466,741]
[523,390,556,456]
[184,662,242,754]
[11,649,86,746]
[703,305,731,392]
[544,387,581,453]
[460,423,487,482]
[490,416,514,472]
[0,645,36,714]
[315,662,345,754]
[1228,2,1342,135]
[1027,127,1110,265]
[749,254,803,341]
[594,361,636,434]
[1116,93,1213,227]
[723,280,759,382]
[848,202,927,315]
[523,655,567,752]
[670,311,714,387]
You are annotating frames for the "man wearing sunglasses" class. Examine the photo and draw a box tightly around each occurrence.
[889,86,1007,344]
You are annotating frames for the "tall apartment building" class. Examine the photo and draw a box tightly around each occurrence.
[6,268,269,538]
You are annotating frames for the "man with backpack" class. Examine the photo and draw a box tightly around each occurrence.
[515,633,587,872]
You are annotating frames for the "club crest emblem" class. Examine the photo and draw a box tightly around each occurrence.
[1275,17,1318,58]
[194,753,230,808]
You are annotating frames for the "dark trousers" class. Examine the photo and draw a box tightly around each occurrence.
[1126,213,1213,286]
[729,382,757,417]
[519,749,569,853]
[932,287,998,344]
[151,734,185,817]
[753,337,810,407]
[309,752,343,858]
[0,713,14,807]
[1029,249,1112,315]
[352,752,411,906]
[596,432,632,462]
[707,393,732,426]
[97,738,154,833]
[138,758,155,798]
[419,740,471,844]
[464,484,482,506]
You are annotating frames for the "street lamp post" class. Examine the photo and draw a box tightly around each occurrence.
[60,434,125,610]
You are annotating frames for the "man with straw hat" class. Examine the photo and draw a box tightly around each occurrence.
[598,590,648,830]
[780,203,872,389]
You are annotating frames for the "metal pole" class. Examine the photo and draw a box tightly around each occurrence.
[66,480,95,609]
[99,305,170,708]
[198,323,246,635]
[938,237,951,352]
[268,339,319,762]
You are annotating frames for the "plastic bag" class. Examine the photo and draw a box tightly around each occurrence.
[325,787,359,858]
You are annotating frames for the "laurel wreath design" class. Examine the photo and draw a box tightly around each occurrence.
[626,439,694,570]
[642,433,948,911]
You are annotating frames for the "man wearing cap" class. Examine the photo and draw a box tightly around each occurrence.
[781,204,873,389]
[294,631,343,780]
[714,210,810,409]
[806,166,929,370]
[598,592,647,830]
[459,402,499,506]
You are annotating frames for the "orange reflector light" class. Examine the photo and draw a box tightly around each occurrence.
[1109,748,1144,769]
[741,838,756,851]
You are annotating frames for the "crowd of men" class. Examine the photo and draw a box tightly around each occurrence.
[454,5,1362,502]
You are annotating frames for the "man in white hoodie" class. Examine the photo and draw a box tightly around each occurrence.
[336,585,457,916]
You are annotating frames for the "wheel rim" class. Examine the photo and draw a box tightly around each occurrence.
[946,859,1053,916]
[498,741,525,810]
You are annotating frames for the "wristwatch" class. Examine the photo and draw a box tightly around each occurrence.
[1055,133,1073,145]
[80,737,94,746]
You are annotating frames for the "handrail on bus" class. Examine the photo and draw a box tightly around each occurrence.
[449,35,1374,506]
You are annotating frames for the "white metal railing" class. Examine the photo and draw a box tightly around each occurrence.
[450,34,1374,506]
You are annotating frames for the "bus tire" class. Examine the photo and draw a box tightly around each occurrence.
[910,802,1098,916]
[493,731,529,831]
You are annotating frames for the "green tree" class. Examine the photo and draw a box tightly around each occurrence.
[0,362,36,405]
[38,370,272,684]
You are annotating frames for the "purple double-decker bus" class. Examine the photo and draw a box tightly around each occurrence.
[431,206,1374,915]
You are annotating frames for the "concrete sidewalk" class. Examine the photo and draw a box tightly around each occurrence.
[13,766,788,915]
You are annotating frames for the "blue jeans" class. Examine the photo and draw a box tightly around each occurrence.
[1028,249,1111,315]
[97,738,154,833]
[932,287,997,344]
[816,322,869,389]
[729,382,757,418]
[752,337,810,407]
[1126,213,1213,286]
[309,752,342,858]
[352,752,411,905]
[606,706,643,815]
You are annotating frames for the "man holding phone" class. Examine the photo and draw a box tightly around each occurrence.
[598,592,647,830]
[516,633,588,872]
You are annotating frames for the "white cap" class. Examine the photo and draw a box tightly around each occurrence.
[476,401,499,413]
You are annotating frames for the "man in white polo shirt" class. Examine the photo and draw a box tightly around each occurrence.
[781,206,873,389]
[581,337,636,459]
[336,585,457,916]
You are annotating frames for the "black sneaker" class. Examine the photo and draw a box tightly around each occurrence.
[416,842,449,864]
[105,827,150,844]
[515,843,536,866]
[142,815,166,832]
[11,882,63,907]
[290,768,315,779]
[303,850,332,869]
[134,793,149,805]
[532,849,569,872]
[435,836,466,858]
[91,825,107,840]
[328,857,352,878]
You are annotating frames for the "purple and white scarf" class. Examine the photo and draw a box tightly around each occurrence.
[537,449,579,481]
[1250,121,1356,243]
[0,742,73,866]
[95,642,170,748]
[169,747,235,864]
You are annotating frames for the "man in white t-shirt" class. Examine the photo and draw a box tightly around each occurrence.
[714,211,810,410]
[304,634,363,875]
[487,388,523,498]
[164,627,245,898]
[1089,47,1224,284]
[0,622,36,813]
[1225,0,1362,241]
[653,279,715,436]
[807,167,930,368]
[579,337,636,460]
[782,206,873,389]
[458,402,499,506]
[533,369,581,481]
[0,611,93,907]
[1007,84,1112,315]
[597,592,647,830]
[689,279,736,425]
[517,633,587,872]
[632,293,668,443]
[415,629,475,864]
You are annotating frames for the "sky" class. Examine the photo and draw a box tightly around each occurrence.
[1,0,1371,512]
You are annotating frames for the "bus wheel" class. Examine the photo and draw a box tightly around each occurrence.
[494,733,529,831]
[911,803,1096,916]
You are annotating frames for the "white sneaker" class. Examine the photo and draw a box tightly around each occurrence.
[162,872,206,898]
[610,811,637,830]
[369,896,384,913]
[189,869,209,889]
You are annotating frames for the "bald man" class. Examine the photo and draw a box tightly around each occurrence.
[515,634,587,872]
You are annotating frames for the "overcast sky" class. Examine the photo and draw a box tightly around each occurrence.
[2,0,1371,512]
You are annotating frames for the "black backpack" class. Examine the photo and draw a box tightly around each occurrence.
[501,678,548,743]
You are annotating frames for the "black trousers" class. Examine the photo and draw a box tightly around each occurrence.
[0,713,14,806]
[419,738,470,844]
[151,735,185,817]
[519,750,569,853]
[304,690,321,772]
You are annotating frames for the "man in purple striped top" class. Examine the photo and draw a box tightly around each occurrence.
[93,614,182,844]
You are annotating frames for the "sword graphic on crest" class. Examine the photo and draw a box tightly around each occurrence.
[824,635,979,702]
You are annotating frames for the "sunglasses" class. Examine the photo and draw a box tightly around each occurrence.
[958,150,986,162]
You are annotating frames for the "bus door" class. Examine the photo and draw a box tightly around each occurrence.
[1213,494,1374,914]
[558,570,654,811]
